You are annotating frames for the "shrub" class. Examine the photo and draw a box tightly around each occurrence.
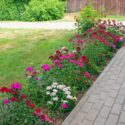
[0,1,27,21]
[22,0,65,21]
[77,2,103,33]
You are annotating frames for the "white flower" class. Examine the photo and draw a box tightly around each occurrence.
[61,46,66,50]
[46,86,52,90]
[50,92,56,96]
[53,97,59,101]
[47,101,53,105]
[52,84,56,88]
[53,89,58,93]
[62,100,68,103]
[67,87,71,90]
[57,85,64,89]
[63,88,68,92]
[53,82,58,86]
[46,91,50,95]
[65,91,71,95]
[67,95,73,100]
[72,50,77,53]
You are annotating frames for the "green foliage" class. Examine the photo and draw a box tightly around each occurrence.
[0,0,65,21]
[0,1,27,21]
[23,0,65,21]
[77,3,103,33]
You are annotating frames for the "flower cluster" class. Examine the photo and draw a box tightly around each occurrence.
[0,83,53,124]
[46,82,77,110]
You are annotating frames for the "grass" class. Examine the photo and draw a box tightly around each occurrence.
[0,29,74,86]
[105,15,125,21]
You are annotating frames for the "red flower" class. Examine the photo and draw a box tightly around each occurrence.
[34,107,42,116]
[81,55,88,63]
[40,114,46,121]
[28,103,35,109]
[12,91,18,95]
[11,97,19,102]
[74,34,79,38]
[0,87,11,93]
[36,107,41,113]
[25,99,31,104]
[40,114,53,123]
[21,94,27,99]
[49,55,55,60]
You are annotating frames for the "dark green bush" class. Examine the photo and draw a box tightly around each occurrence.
[22,0,65,21]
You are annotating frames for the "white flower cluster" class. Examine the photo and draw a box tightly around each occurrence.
[46,82,77,105]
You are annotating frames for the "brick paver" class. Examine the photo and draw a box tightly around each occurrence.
[62,47,125,125]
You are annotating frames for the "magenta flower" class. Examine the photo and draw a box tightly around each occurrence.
[67,54,75,59]
[69,60,75,63]
[3,99,10,105]
[54,60,61,64]
[84,72,91,79]
[60,55,67,60]
[26,66,34,71]
[41,64,51,71]
[61,103,68,109]
[11,82,22,90]
[117,36,123,42]
[76,61,84,67]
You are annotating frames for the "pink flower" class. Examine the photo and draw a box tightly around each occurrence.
[3,99,10,105]
[11,82,22,90]
[26,66,34,71]
[84,72,91,79]
[67,54,75,59]
[61,103,68,109]
[76,61,84,67]
[58,64,63,69]
[69,60,75,63]
[60,55,67,60]
[112,44,116,49]
[54,60,61,64]
[41,64,51,71]
[117,36,123,42]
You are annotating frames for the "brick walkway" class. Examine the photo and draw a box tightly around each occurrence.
[62,47,125,125]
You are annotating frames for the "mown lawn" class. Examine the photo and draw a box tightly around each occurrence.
[104,15,125,21]
[0,29,74,86]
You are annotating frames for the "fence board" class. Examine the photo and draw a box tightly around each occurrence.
[67,0,125,15]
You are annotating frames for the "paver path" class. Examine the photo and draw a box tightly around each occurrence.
[62,47,125,125]
[0,21,76,30]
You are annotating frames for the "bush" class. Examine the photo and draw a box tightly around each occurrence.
[22,0,65,21]
[0,1,27,21]
[77,2,103,33]
[0,0,65,21]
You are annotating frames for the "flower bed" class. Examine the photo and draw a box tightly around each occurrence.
[0,4,125,124]
[0,19,124,125]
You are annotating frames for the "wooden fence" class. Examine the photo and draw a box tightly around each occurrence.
[67,0,125,16]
